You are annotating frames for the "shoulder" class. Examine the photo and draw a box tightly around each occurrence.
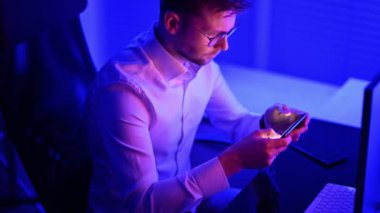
[90,45,156,114]
[95,44,154,86]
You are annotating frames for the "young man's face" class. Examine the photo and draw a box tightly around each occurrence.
[176,8,237,65]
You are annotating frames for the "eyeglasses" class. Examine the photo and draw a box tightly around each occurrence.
[196,25,238,47]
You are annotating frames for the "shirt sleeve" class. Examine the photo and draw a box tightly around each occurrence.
[204,62,262,142]
[88,83,229,213]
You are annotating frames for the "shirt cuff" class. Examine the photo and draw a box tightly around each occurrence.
[191,157,230,197]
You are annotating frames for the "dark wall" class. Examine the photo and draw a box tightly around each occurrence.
[0,0,95,212]
[0,0,86,48]
[80,0,380,85]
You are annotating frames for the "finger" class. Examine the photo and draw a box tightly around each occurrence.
[268,136,291,148]
[301,114,311,126]
[267,128,279,135]
[251,129,265,138]
[292,115,310,134]
[303,114,311,126]
[282,135,292,145]
[289,129,304,142]
[276,144,289,154]
[269,154,278,164]
[291,125,308,136]
[254,128,279,138]
[292,114,310,133]
[290,134,300,142]
[270,143,289,161]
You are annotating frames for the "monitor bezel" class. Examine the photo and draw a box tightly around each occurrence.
[355,73,380,213]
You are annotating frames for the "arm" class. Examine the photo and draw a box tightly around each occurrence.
[218,129,292,177]
[205,63,262,142]
[88,84,229,212]
[204,64,310,143]
[202,64,302,177]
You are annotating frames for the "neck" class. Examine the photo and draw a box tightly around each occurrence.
[155,22,184,62]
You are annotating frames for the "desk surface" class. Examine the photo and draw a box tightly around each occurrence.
[270,119,360,212]
[194,118,361,212]
[219,64,367,128]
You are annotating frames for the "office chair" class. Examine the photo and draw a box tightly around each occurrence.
[0,0,96,212]
[0,110,45,212]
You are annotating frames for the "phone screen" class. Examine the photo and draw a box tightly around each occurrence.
[281,113,307,138]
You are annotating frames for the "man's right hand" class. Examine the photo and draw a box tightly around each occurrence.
[218,129,291,177]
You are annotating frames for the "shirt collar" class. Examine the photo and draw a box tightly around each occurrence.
[141,24,201,85]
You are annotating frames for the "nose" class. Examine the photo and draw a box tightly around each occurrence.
[216,36,229,51]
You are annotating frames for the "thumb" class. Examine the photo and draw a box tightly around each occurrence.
[255,128,281,139]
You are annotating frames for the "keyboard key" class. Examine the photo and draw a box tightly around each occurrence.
[304,183,356,213]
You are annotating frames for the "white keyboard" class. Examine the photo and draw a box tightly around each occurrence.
[305,183,356,213]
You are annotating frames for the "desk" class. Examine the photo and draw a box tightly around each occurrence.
[193,118,360,212]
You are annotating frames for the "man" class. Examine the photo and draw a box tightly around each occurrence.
[86,0,309,212]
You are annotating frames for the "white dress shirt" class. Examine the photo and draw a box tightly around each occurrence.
[87,25,261,213]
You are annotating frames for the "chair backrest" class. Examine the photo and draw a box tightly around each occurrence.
[0,0,87,48]
[0,1,96,212]
[0,111,45,212]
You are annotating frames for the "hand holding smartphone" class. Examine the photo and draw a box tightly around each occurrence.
[281,113,307,138]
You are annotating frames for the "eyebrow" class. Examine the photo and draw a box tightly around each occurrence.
[222,11,236,18]
[207,30,226,37]
[208,25,237,36]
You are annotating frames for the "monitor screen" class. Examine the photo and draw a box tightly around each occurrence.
[355,74,380,212]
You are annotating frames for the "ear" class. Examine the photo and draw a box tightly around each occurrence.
[163,11,181,35]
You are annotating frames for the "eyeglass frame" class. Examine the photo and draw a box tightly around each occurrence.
[196,24,239,47]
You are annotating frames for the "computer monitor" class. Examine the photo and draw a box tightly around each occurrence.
[355,73,380,212]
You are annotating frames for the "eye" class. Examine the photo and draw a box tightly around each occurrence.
[206,32,220,39]
[210,32,226,39]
